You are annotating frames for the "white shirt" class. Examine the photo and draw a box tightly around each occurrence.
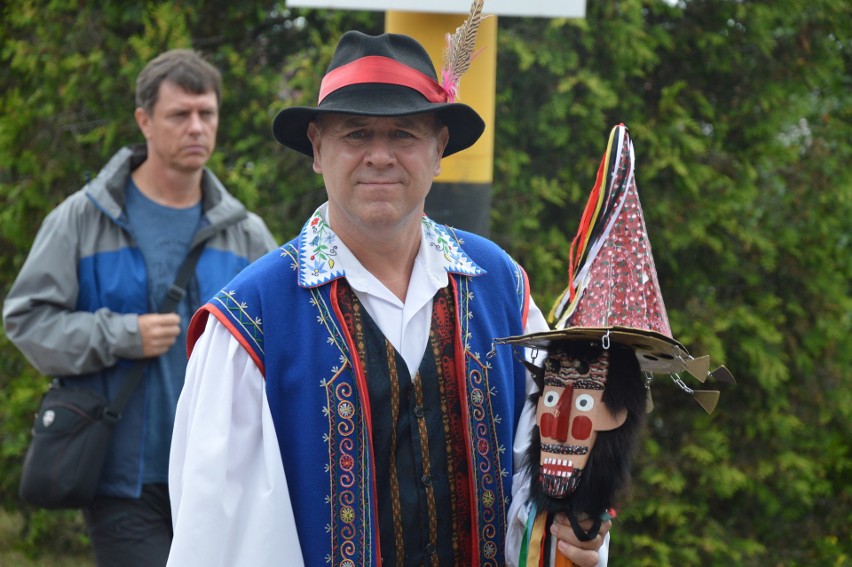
[167,214,608,567]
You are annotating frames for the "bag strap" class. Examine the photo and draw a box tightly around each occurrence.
[103,236,210,422]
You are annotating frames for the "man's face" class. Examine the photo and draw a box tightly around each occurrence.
[307,113,448,238]
[135,80,218,174]
[536,350,626,498]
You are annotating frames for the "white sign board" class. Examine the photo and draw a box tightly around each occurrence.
[287,0,585,18]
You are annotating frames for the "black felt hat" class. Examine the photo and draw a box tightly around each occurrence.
[272,31,485,158]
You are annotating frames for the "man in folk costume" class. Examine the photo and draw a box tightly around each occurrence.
[167,5,611,567]
[499,124,734,567]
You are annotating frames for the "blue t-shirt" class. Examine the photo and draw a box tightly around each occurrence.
[125,178,202,484]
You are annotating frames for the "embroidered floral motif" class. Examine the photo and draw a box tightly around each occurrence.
[484,541,498,559]
[309,258,328,277]
[299,212,342,286]
[338,400,355,419]
[423,217,485,276]
[477,438,490,456]
[297,208,485,288]
[482,489,495,507]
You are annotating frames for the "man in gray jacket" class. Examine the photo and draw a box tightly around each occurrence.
[3,49,277,567]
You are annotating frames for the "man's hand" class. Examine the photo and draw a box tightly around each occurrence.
[550,513,611,567]
[138,313,181,357]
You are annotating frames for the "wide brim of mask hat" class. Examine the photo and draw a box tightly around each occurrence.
[495,325,692,376]
[272,83,486,158]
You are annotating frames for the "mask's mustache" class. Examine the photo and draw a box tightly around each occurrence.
[540,442,588,456]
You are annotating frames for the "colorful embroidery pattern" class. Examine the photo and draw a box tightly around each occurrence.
[468,361,504,564]
[210,289,264,354]
[322,375,372,567]
[444,229,511,566]
[432,289,474,561]
[317,284,372,567]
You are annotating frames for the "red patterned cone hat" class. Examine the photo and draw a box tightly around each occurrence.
[498,124,732,390]
[551,124,671,337]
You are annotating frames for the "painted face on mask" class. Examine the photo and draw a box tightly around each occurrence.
[536,350,627,498]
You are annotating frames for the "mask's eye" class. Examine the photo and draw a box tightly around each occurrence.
[575,394,595,412]
[543,390,561,408]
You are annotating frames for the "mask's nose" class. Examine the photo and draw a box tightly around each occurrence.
[540,383,573,442]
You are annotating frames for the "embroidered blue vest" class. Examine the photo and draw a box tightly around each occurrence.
[189,213,530,567]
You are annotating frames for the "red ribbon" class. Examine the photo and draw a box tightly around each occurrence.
[318,55,448,104]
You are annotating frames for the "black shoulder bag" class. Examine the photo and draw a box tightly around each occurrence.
[19,239,208,509]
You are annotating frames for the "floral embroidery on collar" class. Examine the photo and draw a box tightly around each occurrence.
[298,212,344,287]
[422,216,485,276]
[297,209,485,288]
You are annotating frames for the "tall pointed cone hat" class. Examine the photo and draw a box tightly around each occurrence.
[498,124,722,383]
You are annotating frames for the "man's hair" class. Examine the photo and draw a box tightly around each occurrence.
[135,49,222,114]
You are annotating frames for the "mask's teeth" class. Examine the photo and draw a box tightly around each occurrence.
[540,458,582,498]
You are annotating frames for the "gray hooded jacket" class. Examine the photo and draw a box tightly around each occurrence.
[4,145,278,497]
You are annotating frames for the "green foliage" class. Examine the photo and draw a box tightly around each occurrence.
[0,508,92,566]
[1,0,849,564]
[494,1,851,565]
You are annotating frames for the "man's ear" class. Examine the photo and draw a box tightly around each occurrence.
[307,121,323,174]
[434,125,449,176]
[135,107,151,140]
[594,404,628,432]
